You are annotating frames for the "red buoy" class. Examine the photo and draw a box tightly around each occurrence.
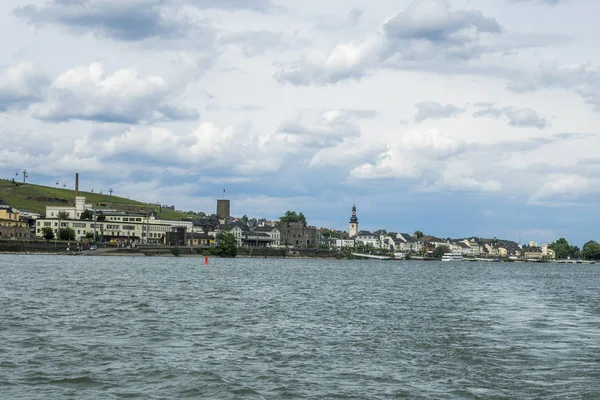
[204,256,209,265]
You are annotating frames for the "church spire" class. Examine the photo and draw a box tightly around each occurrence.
[349,202,359,237]
[349,202,358,224]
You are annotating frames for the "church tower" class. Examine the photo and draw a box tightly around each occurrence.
[349,203,359,237]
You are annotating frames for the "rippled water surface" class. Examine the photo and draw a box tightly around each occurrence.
[1,255,600,399]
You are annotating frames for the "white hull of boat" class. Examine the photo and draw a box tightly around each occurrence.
[441,252,464,261]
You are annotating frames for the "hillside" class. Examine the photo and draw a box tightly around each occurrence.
[0,179,192,221]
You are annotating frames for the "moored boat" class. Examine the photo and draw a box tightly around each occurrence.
[441,252,464,261]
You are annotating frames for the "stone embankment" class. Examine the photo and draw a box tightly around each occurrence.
[0,240,343,258]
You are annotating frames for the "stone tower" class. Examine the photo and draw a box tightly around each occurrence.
[216,199,230,221]
[349,203,358,237]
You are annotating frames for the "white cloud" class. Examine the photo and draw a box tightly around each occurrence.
[15,0,192,42]
[381,0,502,43]
[473,103,549,128]
[508,0,563,5]
[507,62,600,112]
[415,101,463,122]
[277,0,510,85]
[350,129,469,180]
[530,174,594,202]
[88,122,285,175]
[15,0,275,42]
[276,36,382,85]
[426,170,503,193]
[34,62,198,123]
[219,30,306,57]
[277,109,375,149]
[0,62,48,112]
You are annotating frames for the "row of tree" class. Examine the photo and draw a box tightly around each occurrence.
[40,226,83,241]
[549,238,600,260]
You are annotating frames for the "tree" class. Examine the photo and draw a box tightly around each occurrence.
[58,227,75,241]
[414,231,424,239]
[241,215,249,225]
[41,227,54,240]
[432,245,451,259]
[85,232,95,239]
[549,238,582,259]
[320,228,333,239]
[570,245,581,259]
[96,212,106,222]
[582,241,600,260]
[320,228,344,239]
[549,238,570,259]
[58,211,70,220]
[279,211,307,227]
[80,209,94,220]
[215,231,237,257]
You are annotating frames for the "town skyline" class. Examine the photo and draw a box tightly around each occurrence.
[0,174,596,248]
[2,176,597,261]
[2,1,600,247]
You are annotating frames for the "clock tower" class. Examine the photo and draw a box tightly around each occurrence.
[349,203,359,237]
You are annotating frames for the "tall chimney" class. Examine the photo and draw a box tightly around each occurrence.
[75,173,79,197]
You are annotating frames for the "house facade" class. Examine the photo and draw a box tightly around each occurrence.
[0,205,30,239]
[186,232,215,246]
[334,239,355,249]
[222,224,281,248]
[541,244,556,259]
[395,233,422,253]
[523,247,543,259]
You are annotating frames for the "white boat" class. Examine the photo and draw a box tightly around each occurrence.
[441,252,464,261]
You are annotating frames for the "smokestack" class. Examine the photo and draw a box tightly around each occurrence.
[75,173,79,197]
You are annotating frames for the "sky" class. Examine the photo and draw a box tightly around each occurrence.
[1,0,600,246]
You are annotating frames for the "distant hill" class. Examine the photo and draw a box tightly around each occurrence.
[0,179,193,221]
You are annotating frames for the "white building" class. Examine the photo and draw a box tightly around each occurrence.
[35,196,194,244]
[394,233,423,253]
[334,239,355,249]
[229,224,281,247]
[45,196,92,220]
[355,231,395,251]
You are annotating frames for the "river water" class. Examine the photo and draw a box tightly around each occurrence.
[1,255,599,399]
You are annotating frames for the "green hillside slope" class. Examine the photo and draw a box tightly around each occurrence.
[0,179,192,220]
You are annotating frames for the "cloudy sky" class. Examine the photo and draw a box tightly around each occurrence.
[1,0,599,245]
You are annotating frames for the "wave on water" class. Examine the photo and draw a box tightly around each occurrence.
[0,255,599,399]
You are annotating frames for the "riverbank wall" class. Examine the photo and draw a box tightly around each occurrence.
[0,240,343,258]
